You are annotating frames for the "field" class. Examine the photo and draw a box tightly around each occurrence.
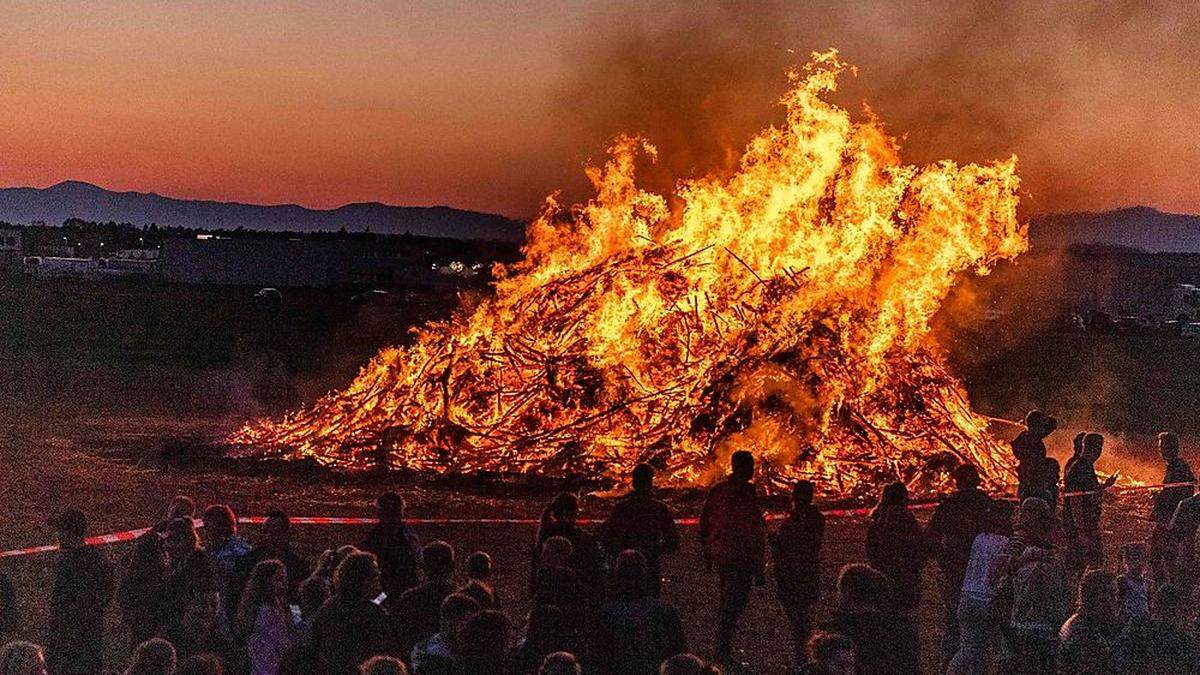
[0,277,1181,672]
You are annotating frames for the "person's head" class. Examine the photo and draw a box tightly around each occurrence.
[731,450,755,482]
[376,492,405,522]
[175,654,222,675]
[1083,432,1104,461]
[1017,497,1054,547]
[658,654,713,675]
[791,480,815,510]
[457,610,512,667]
[298,575,330,618]
[877,481,908,510]
[358,655,408,675]
[1040,415,1058,438]
[1159,432,1181,460]
[48,508,87,548]
[163,517,201,561]
[421,541,455,581]
[631,463,655,494]
[807,632,856,675]
[538,652,581,675]
[547,493,579,525]
[125,638,176,675]
[612,549,650,600]
[334,551,382,600]
[166,495,196,521]
[540,536,574,570]
[438,593,481,638]
[1121,541,1149,578]
[130,531,167,571]
[201,504,237,543]
[952,464,981,491]
[0,640,47,675]
[465,551,492,581]
[262,510,291,549]
[1077,569,1118,619]
[183,589,222,633]
[835,563,888,612]
[983,501,1015,537]
[1024,409,1046,433]
[459,580,495,609]
[237,560,287,633]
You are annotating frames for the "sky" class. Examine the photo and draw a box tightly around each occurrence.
[1,0,1198,220]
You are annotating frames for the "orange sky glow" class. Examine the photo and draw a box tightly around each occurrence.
[1,1,1198,220]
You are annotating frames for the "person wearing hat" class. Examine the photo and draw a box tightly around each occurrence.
[46,507,115,675]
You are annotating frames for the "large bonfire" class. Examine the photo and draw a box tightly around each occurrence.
[232,51,1026,496]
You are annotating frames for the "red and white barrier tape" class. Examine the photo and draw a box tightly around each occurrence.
[0,480,1189,560]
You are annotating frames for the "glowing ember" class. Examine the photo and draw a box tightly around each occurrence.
[231,51,1026,496]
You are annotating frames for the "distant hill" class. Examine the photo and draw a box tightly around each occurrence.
[0,181,525,242]
[1030,206,1200,253]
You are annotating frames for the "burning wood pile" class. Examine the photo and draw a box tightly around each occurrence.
[231,51,1026,496]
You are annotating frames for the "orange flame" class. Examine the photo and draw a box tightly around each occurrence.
[232,50,1026,496]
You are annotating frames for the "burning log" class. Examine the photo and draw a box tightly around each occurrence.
[230,50,1025,497]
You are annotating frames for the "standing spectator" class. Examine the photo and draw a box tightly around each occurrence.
[1011,411,1058,505]
[532,537,586,657]
[202,504,252,612]
[360,493,422,602]
[802,632,856,675]
[160,518,215,633]
[533,494,603,601]
[0,641,47,675]
[865,482,929,612]
[926,464,992,662]
[46,508,115,675]
[818,563,918,675]
[124,638,176,675]
[600,464,681,597]
[410,593,480,675]
[1003,497,1069,675]
[161,589,239,668]
[596,550,686,675]
[1167,489,1200,591]
[537,652,580,675]
[511,605,570,675]
[947,501,1013,674]
[237,560,303,675]
[392,541,457,658]
[453,610,511,675]
[1116,542,1150,623]
[0,569,17,639]
[230,511,311,607]
[1058,569,1121,675]
[1118,582,1195,673]
[771,480,824,666]
[359,655,408,675]
[1149,432,1194,584]
[119,532,168,647]
[699,450,766,668]
[1063,433,1117,577]
[309,551,394,675]
[463,552,498,608]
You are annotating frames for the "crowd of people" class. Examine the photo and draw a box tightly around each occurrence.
[1,412,1199,674]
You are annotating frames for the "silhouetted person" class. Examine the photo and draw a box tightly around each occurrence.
[359,655,408,675]
[533,493,604,601]
[410,593,480,675]
[1004,497,1068,675]
[118,532,168,647]
[658,654,718,675]
[865,482,929,612]
[453,609,511,675]
[819,563,918,675]
[699,450,766,668]
[160,588,239,668]
[1116,541,1150,624]
[771,480,824,666]
[236,559,302,675]
[124,637,176,675]
[1063,433,1116,576]
[151,495,196,534]
[392,541,457,658]
[202,504,251,609]
[160,518,216,633]
[600,464,680,597]
[46,508,115,675]
[947,501,1013,674]
[0,640,47,675]
[1058,569,1121,675]
[1118,582,1195,673]
[532,537,585,657]
[512,605,570,675]
[1011,410,1058,506]
[537,652,580,675]
[175,654,222,675]
[596,550,686,675]
[926,464,992,662]
[230,510,311,607]
[1149,432,1194,584]
[802,632,856,675]
[309,551,394,675]
[462,552,499,608]
[360,492,422,602]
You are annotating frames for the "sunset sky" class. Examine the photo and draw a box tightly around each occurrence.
[2,0,1198,219]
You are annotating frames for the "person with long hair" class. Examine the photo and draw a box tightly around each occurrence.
[119,533,168,647]
[865,482,929,612]
[309,552,392,675]
[236,560,302,675]
[532,493,603,600]
[124,638,176,675]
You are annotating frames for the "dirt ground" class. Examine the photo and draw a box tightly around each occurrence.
[0,414,1162,675]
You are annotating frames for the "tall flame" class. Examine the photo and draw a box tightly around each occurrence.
[232,51,1026,495]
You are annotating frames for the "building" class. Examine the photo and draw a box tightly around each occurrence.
[0,227,21,269]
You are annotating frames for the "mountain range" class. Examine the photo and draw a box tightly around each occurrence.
[0,181,525,242]
[1029,206,1200,253]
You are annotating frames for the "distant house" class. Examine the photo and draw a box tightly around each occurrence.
[0,227,21,269]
